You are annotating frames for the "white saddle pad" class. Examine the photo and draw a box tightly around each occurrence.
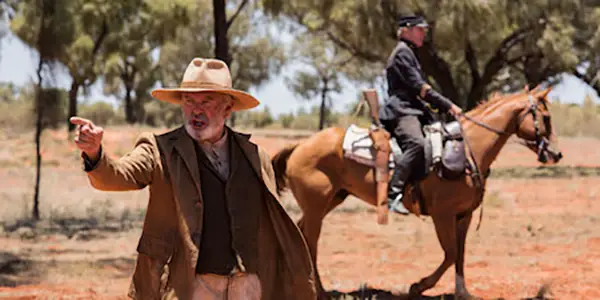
[341,124,398,168]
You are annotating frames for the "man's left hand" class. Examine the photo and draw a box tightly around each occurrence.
[449,104,463,118]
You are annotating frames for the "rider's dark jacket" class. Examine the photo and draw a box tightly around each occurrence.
[379,38,454,121]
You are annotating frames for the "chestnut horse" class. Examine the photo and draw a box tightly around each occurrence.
[272,87,562,299]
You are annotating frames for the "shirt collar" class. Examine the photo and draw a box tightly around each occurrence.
[197,127,229,153]
[400,38,417,49]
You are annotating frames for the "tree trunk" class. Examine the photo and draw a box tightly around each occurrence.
[213,0,234,127]
[67,79,80,131]
[213,0,230,66]
[416,42,460,107]
[319,81,328,130]
[33,52,44,222]
[125,84,136,124]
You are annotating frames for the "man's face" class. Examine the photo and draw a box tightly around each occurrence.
[405,26,428,47]
[181,92,233,143]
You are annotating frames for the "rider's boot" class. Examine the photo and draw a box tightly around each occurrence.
[388,165,410,215]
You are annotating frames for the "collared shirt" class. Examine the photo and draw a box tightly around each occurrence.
[196,129,230,181]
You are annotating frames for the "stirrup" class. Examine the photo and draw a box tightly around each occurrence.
[389,193,409,215]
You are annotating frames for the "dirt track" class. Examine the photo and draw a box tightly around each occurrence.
[0,128,599,299]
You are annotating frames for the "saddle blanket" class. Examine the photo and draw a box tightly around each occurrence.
[341,122,460,170]
[341,124,398,169]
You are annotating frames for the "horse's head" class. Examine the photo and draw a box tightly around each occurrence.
[514,87,562,164]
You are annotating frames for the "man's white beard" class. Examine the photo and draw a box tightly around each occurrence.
[184,122,223,143]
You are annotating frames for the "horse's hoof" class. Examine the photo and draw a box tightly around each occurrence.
[317,290,330,300]
[408,283,422,299]
[456,292,482,300]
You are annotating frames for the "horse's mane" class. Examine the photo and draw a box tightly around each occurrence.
[469,88,530,114]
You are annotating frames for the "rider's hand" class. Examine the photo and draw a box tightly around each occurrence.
[70,117,104,162]
[449,104,463,118]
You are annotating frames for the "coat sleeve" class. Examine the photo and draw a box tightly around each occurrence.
[395,49,454,112]
[84,133,157,191]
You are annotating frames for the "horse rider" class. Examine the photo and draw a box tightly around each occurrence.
[379,15,463,214]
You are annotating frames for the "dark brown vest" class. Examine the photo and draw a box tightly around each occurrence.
[194,134,263,275]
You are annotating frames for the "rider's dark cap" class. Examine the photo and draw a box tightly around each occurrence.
[397,15,429,28]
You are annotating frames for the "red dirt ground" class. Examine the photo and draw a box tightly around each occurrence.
[0,127,598,299]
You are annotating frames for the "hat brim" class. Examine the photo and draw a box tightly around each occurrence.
[150,87,260,112]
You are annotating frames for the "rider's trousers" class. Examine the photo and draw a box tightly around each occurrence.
[381,115,427,189]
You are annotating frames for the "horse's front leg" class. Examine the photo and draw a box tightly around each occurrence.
[409,213,457,297]
[455,212,481,300]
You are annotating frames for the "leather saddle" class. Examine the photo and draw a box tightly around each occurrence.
[342,121,468,181]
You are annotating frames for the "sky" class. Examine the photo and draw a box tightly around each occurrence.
[1,31,598,117]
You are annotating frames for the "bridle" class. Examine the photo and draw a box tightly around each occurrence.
[458,94,562,163]
[453,94,562,230]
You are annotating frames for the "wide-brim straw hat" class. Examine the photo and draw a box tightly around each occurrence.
[151,58,259,111]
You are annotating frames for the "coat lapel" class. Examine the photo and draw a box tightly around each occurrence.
[232,130,262,181]
[232,129,280,200]
[170,126,202,200]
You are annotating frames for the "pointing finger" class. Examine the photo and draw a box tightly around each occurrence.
[70,117,93,127]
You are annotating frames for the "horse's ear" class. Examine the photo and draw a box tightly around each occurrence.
[532,87,552,101]
[537,87,552,98]
[529,84,542,94]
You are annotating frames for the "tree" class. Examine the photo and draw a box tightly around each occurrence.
[286,32,351,129]
[572,5,600,95]
[11,0,65,220]
[263,0,596,109]
[157,0,285,126]
[60,0,142,132]
[212,0,248,127]
[103,0,191,124]
[10,0,138,132]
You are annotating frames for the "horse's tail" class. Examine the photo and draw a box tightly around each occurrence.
[271,144,298,195]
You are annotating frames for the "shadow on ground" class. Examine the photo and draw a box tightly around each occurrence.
[0,252,135,287]
[1,216,143,240]
[326,287,553,300]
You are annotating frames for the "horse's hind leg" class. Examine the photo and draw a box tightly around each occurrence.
[409,214,457,297]
[455,213,480,300]
[290,172,343,299]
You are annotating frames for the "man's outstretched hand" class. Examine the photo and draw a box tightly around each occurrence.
[70,117,103,162]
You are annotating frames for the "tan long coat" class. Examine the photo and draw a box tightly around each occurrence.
[84,126,316,300]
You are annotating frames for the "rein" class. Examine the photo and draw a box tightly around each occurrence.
[454,94,544,230]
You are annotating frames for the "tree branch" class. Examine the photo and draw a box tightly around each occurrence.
[573,68,600,94]
[480,26,535,84]
[326,31,383,62]
[416,41,459,104]
[464,26,538,108]
[226,0,248,29]
[465,40,480,85]
[91,18,108,55]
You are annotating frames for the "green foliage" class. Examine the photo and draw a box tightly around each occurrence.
[0,85,34,130]
[262,0,600,108]
[142,100,182,128]
[10,0,74,60]
[279,112,295,128]
[38,88,68,129]
[79,101,118,126]
[0,85,67,129]
[158,1,285,93]
[0,82,18,103]
[235,106,274,128]
[102,0,192,124]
